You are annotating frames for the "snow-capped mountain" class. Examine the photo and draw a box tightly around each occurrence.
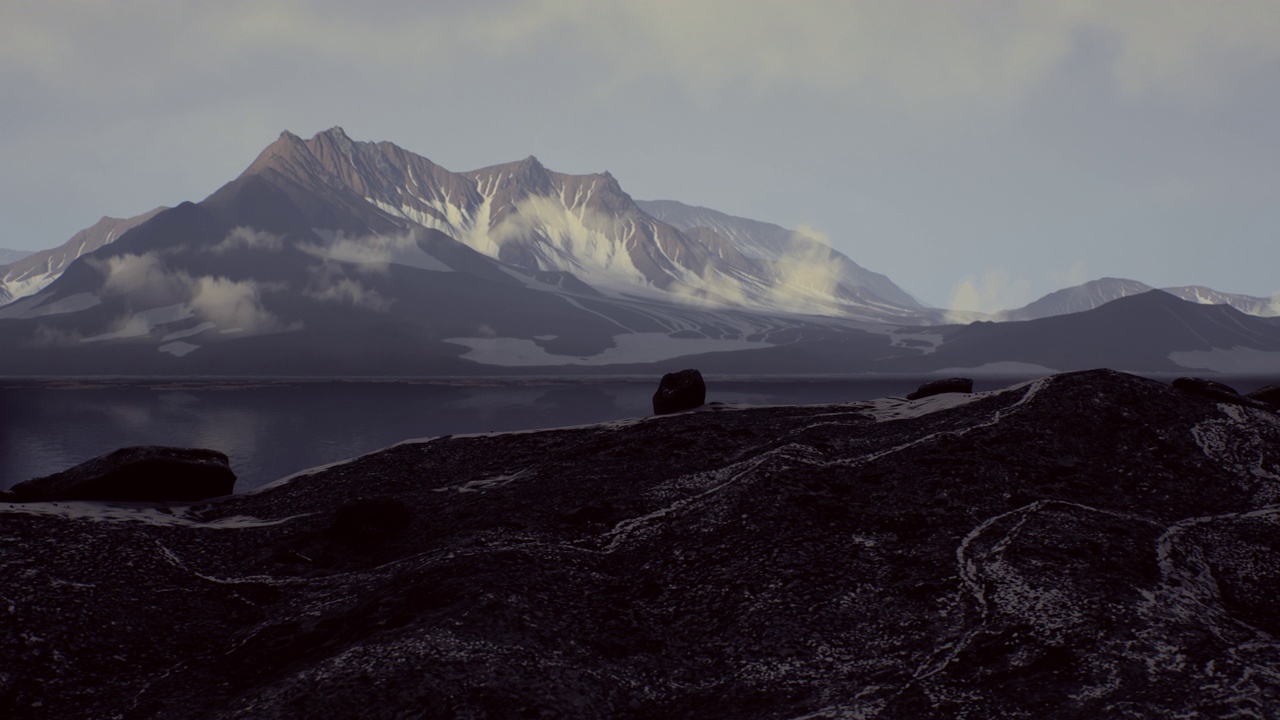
[241,127,922,321]
[1000,278,1280,321]
[0,209,165,305]
[997,278,1156,321]
[2,127,1279,376]
[1162,285,1279,317]
[638,199,920,311]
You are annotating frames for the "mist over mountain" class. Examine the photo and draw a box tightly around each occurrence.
[1,128,1279,377]
[0,209,166,304]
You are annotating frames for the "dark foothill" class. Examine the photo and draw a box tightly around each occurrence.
[8,446,236,502]
[326,496,412,545]
[1172,377,1272,410]
[653,368,707,415]
[906,377,974,401]
[1246,384,1280,408]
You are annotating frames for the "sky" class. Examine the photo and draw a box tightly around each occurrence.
[3,0,1279,312]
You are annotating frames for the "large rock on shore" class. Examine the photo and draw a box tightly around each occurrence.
[9,446,236,502]
[652,368,706,415]
[907,376,974,400]
[6,369,1280,718]
[1247,383,1280,407]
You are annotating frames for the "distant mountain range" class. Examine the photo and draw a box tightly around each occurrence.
[998,278,1279,321]
[1,127,1278,376]
[0,210,165,305]
[0,248,31,265]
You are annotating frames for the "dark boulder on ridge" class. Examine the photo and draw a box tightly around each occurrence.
[907,376,974,401]
[1246,383,1280,408]
[9,446,236,502]
[652,368,707,415]
[1172,377,1271,410]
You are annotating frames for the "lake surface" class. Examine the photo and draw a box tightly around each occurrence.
[1,375,1268,492]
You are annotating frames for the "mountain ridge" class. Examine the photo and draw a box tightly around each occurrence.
[1000,277,1279,321]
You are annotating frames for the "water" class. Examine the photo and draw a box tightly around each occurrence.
[2,374,1265,492]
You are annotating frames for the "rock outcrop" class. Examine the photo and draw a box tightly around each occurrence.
[906,376,974,400]
[652,368,706,415]
[9,446,236,502]
[1246,383,1280,407]
[5,369,1280,718]
[1172,376,1272,410]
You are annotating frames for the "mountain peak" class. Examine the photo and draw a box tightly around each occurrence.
[317,126,352,142]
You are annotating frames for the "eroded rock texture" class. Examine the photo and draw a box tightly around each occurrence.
[4,369,1280,718]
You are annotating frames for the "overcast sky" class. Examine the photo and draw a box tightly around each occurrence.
[3,1,1278,311]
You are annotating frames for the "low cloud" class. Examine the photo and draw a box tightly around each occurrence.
[96,253,190,306]
[791,224,831,247]
[93,250,293,334]
[21,324,85,348]
[304,262,394,312]
[301,230,451,274]
[947,267,1032,316]
[188,275,289,332]
[210,227,285,254]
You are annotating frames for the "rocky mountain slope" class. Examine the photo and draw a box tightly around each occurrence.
[4,369,1280,718]
[0,209,165,304]
[638,198,920,309]
[230,127,923,319]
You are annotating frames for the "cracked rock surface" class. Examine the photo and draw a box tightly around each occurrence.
[4,369,1280,718]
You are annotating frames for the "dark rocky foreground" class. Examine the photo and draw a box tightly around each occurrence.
[4,369,1280,719]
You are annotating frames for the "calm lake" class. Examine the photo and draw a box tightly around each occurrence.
[1,375,1268,492]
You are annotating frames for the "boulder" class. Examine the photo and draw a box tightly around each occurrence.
[9,446,236,502]
[1246,384,1280,408]
[653,369,707,415]
[907,377,974,401]
[1173,377,1272,410]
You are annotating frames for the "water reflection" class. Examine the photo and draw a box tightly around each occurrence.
[1,376,1082,492]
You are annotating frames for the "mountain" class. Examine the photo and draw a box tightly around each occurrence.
[0,128,923,376]
[890,290,1280,375]
[7,369,1280,717]
[232,127,922,320]
[1163,285,1279,316]
[1,127,1279,376]
[1001,278,1279,321]
[0,248,31,265]
[997,278,1154,321]
[0,209,166,305]
[638,199,921,309]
